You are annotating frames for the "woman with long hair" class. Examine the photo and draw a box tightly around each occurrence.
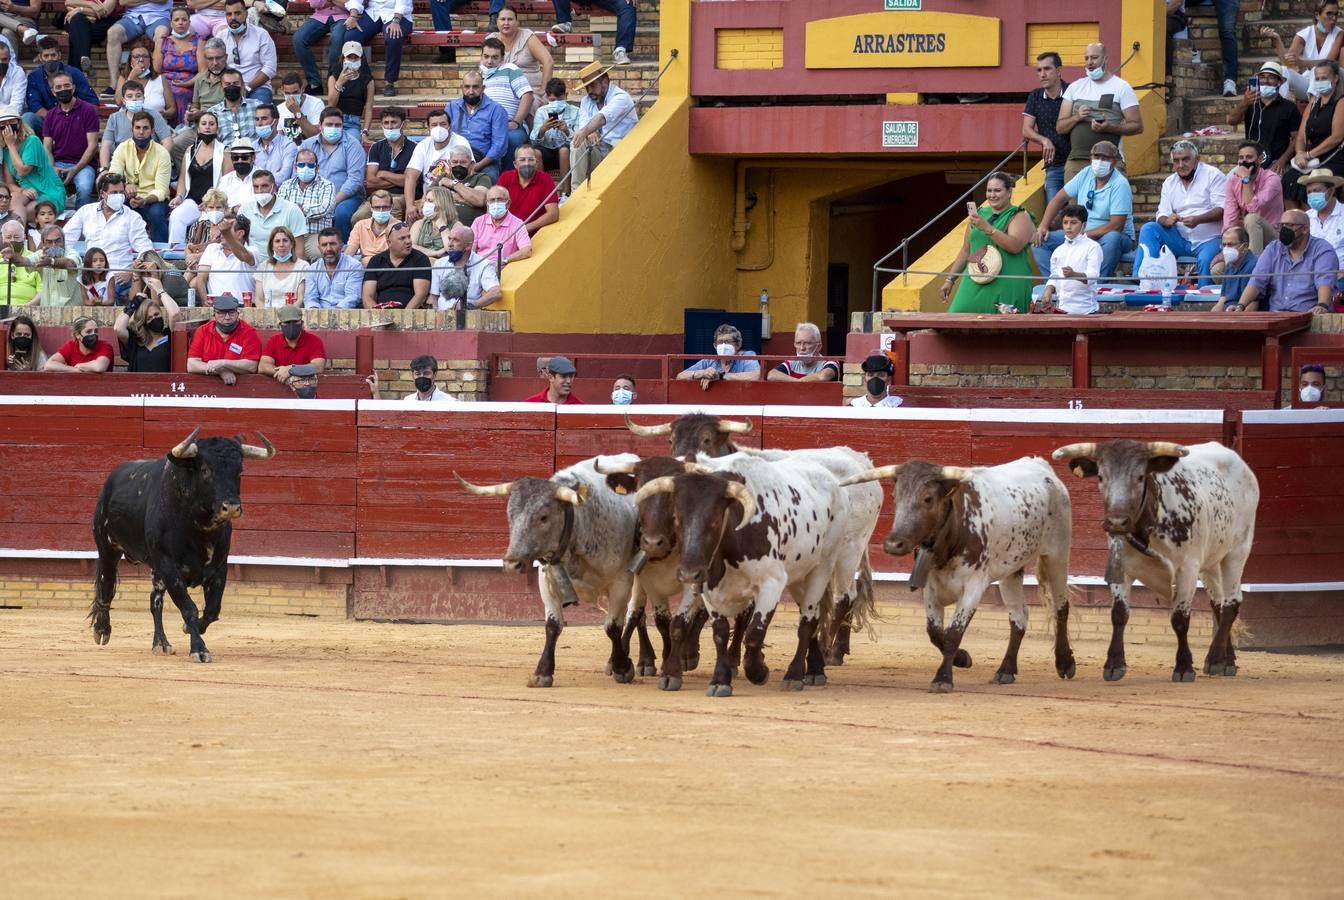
[114,42,177,123]
[130,249,191,306]
[156,7,201,123]
[0,113,65,220]
[255,226,306,306]
[81,247,112,306]
[411,186,459,260]
[114,278,181,372]
[43,315,114,373]
[4,313,47,371]
[488,5,553,97]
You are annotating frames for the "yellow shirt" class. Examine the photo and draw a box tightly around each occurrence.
[109,139,171,203]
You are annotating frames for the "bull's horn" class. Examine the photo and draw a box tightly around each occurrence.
[724,481,756,527]
[1147,442,1189,458]
[240,432,275,460]
[633,476,677,505]
[940,466,974,483]
[170,427,201,459]
[594,457,637,475]
[554,484,587,506]
[682,462,717,475]
[624,414,673,437]
[840,465,900,486]
[454,472,514,497]
[716,418,752,434]
[1051,443,1097,461]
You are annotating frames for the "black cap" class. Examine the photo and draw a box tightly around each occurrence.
[546,355,576,375]
[861,353,894,374]
[213,293,240,311]
[289,363,319,378]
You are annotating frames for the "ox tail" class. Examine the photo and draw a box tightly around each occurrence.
[849,555,882,641]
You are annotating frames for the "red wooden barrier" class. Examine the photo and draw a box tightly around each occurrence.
[0,372,374,398]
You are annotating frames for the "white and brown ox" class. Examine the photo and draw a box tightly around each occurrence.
[1051,440,1259,682]
[843,457,1076,692]
[633,454,868,697]
[456,454,679,687]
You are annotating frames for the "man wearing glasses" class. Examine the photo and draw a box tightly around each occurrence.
[1032,140,1134,278]
[1216,210,1338,313]
[217,0,277,104]
[767,322,838,382]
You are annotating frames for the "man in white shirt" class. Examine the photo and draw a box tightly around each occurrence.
[341,0,413,97]
[62,172,153,303]
[850,354,903,408]
[479,36,534,169]
[1303,168,1344,272]
[1056,42,1144,184]
[192,211,258,301]
[0,42,25,114]
[1038,204,1103,315]
[403,108,472,214]
[217,137,259,209]
[570,61,637,188]
[1132,139,1227,285]
[366,354,458,401]
[277,74,324,144]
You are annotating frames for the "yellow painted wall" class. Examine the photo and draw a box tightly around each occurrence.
[1025,22,1098,65]
[716,28,784,70]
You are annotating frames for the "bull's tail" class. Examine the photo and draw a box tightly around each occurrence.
[89,543,120,645]
[849,555,881,640]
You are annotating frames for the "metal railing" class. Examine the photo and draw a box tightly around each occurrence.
[869,139,1029,311]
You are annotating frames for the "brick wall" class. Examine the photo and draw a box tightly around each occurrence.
[0,574,348,619]
[1024,23,1098,67]
[715,28,785,70]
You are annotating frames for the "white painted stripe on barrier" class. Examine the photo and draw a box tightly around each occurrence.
[359,400,542,413]
[1242,582,1344,593]
[1242,409,1344,424]
[967,408,1225,424]
[571,403,768,417]
[230,555,349,567]
[0,548,99,559]
[347,557,508,567]
[761,405,971,422]
[143,397,357,411]
[0,395,143,407]
[871,570,1109,587]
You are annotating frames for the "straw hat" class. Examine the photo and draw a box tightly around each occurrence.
[1301,168,1344,189]
[1257,60,1290,83]
[573,61,613,90]
[966,245,1002,284]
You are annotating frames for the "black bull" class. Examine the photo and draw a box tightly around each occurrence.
[89,428,276,662]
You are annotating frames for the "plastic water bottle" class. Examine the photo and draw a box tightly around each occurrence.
[186,287,197,307]
[759,289,772,338]
[1161,274,1175,310]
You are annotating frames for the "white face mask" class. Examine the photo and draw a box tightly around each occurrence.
[715,342,736,356]
[1260,83,1280,99]
[430,125,450,144]
[421,201,435,218]
[1221,246,1241,265]
[253,192,273,207]
[104,192,126,211]
[1091,159,1112,178]
[1310,78,1334,96]
[204,209,225,225]
[611,387,634,405]
[1300,384,1323,403]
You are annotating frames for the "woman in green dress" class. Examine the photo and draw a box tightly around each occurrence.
[0,114,65,222]
[942,171,1037,313]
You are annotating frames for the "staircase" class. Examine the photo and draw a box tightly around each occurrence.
[1135,0,1316,219]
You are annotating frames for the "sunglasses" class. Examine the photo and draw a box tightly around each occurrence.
[232,46,241,65]
[1085,188,1096,210]
[390,222,410,232]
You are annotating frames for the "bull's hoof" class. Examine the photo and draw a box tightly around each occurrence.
[929,679,954,693]
[1103,665,1127,682]
[1172,668,1196,683]
[636,662,657,677]
[745,664,770,686]
[825,652,845,667]
[992,671,1015,685]
[527,674,553,688]
[1203,661,1238,677]
[151,641,175,656]
[182,623,189,634]
[803,673,827,687]
[1057,659,1077,680]
[657,675,682,691]
[604,662,613,675]
[189,650,212,663]
[93,630,110,646]
[611,667,635,684]
[706,683,733,698]
[781,678,804,691]
[1222,664,1238,677]
[953,650,973,668]
[682,653,700,671]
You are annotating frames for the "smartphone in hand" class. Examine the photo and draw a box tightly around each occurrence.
[966,201,978,217]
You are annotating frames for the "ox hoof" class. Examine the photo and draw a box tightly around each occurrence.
[189,650,212,663]
[1058,659,1077,680]
[682,653,700,671]
[992,671,1015,685]
[93,630,110,646]
[953,650,973,668]
[611,667,635,684]
[1103,665,1127,682]
[1222,664,1238,677]
[929,679,954,693]
[152,641,175,656]
[1203,662,1239,677]
[637,663,658,677]
[825,652,845,667]
[527,675,554,688]
[1172,669,1196,683]
[706,683,733,698]
[657,675,682,691]
[781,678,804,691]
[604,662,613,676]
[803,673,827,687]
[745,666,770,686]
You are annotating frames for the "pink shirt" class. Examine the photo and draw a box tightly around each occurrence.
[1223,165,1284,231]
[306,0,345,23]
[471,211,532,262]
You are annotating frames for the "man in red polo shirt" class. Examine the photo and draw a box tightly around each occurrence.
[186,293,261,385]
[496,145,558,235]
[525,355,583,403]
[259,304,327,384]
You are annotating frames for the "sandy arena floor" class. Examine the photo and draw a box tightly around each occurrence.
[2,608,1342,899]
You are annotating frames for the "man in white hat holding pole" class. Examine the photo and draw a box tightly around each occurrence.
[569,61,636,188]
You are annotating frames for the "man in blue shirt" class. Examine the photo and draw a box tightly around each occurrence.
[24,37,99,137]
[1031,140,1134,278]
[1211,226,1257,310]
[676,323,761,383]
[1223,210,1337,312]
[303,227,364,308]
[444,71,508,181]
[300,106,366,240]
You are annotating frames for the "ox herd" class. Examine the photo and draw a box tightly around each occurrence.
[85,413,1261,696]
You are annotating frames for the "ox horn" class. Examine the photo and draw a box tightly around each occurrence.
[716,418,753,434]
[1051,443,1097,461]
[724,481,756,527]
[240,432,276,460]
[594,457,637,475]
[839,465,901,486]
[633,476,677,505]
[170,427,201,459]
[681,462,718,475]
[939,466,974,483]
[554,484,587,507]
[1147,441,1190,459]
[624,414,673,437]
[454,472,514,497]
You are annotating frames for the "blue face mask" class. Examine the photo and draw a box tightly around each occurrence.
[611,387,634,405]
[229,21,246,33]
[371,210,391,224]
[296,163,316,182]
[487,200,508,219]
[255,124,273,140]
[383,127,401,142]
[273,251,292,262]
[1086,66,1105,82]
[321,126,341,143]
[125,99,144,114]
[446,249,464,263]
[1308,191,1330,210]
[546,100,567,115]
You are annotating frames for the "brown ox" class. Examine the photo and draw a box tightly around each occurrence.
[624,412,752,459]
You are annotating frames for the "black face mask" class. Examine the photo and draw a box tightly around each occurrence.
[233,160,253,176]
[41,59,61,76]
[866,377,887,396]
[147,316,165,333]
[450,164,469,180]
[463,93,480,107]
[293,386,318,399]
[216,318,239,334]
[281,322,302,341]
[223,85,243,102]
[1280,224,1298,246]
[80,333,99,349]
[414,375,434,393]
[199,132,217,144]
[53,88,74,105]
[10,334,31,351]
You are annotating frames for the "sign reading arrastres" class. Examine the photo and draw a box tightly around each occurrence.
[882,122,919,148]
[806,12,1001,69]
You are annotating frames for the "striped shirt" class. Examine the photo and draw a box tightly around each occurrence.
[279,174,336,233]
